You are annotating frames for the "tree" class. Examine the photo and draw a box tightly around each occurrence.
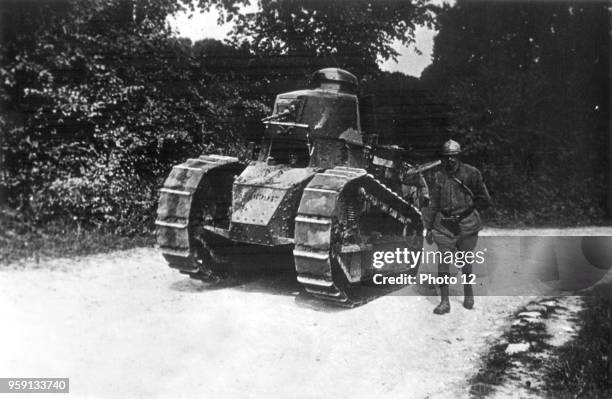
[225,0,437,77]
[0,0,267,231]
[422,0,610,224]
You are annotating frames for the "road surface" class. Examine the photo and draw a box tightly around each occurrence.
[2,227,610,398]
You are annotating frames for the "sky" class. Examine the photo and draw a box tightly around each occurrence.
[168,2,450,77]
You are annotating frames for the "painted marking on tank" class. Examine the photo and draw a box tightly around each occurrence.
[251,192,280,202]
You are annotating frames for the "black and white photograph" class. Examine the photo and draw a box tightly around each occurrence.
[0,0,610,397]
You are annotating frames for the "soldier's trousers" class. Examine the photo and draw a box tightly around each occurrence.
[432,231,478,277]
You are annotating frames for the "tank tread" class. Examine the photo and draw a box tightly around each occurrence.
[155,155,241,281]
[296,274,352,304]
[294,166,422,306]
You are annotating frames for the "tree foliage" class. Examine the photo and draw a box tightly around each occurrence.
[226,0,437,76]
[422,0,609,225]
[0,0,441,234]
[0,0,267,232]
[3,0,605,238]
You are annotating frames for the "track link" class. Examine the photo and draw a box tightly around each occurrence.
[155,155,243,281]
[294,166,423,306]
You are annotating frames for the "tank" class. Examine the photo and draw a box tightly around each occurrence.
[155,68,424,306]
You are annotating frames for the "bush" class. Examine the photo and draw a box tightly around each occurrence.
[0,0,268,236]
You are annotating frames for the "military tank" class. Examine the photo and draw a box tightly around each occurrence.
[155,68,424,306]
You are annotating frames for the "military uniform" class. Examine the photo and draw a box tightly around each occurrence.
[426,140,491,314]
[428,162,490,238]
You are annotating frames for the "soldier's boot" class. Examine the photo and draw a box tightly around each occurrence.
[463,266,474,309]
[433,284,450,315]
[463,284,474,309]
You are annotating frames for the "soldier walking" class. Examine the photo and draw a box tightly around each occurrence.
[425,140,491,314]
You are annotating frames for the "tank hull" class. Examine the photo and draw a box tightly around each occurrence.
[156,155,423,305]
[155,67,427,305]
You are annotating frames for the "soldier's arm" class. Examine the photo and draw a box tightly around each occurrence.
[472,169,492,211]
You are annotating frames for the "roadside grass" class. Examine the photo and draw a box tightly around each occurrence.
[468,315,551,397]
[542,285,611,398]
[468,341,513,397]
[1,213,155,265]
[468,287,611,398]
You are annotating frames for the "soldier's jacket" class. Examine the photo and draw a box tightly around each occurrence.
[425,161,491,236]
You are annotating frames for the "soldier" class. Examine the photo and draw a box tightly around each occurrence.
[425,139,491,315]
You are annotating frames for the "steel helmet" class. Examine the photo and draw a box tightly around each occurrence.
[441,139,461,155]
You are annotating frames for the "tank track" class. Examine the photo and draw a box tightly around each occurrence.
[294,166,422,307]
[155,154,243,282]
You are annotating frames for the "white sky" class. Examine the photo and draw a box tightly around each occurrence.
[169,1,452,77]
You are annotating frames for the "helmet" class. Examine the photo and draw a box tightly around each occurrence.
[441,139,461,155]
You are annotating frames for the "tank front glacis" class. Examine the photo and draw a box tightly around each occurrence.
[229,163,317,246]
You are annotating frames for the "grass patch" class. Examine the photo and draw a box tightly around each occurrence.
[468,321,551,398]
[468,292,611,398]
[1,212,155,265]
[469,341,513,397]
[542,286,611,398]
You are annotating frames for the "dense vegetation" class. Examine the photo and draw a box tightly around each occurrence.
[422,0,609,225]
[0,0,609,262]
[0,0,267,235]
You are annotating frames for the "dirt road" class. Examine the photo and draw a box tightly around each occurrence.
[1,228,610,398]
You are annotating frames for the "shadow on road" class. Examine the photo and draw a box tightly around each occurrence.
[169,270,398,312]
[168,258,440,312]
[169,266,301,296]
